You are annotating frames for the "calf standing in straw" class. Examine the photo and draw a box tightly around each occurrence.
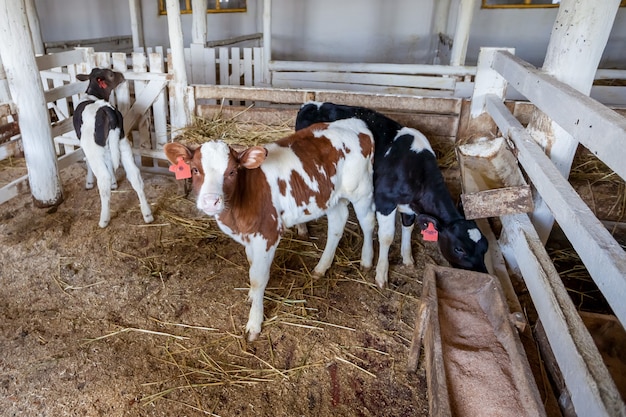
[73,68,153,228]
[164,119,376,340]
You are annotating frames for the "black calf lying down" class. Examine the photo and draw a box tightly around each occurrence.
[296,101,488,287]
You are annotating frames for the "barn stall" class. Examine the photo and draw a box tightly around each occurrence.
[0,0,626,416]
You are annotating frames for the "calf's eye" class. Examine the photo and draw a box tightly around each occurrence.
[192,167,199,175]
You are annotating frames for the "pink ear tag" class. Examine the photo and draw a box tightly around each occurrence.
[421,222,439,242]
[169,157,192,180]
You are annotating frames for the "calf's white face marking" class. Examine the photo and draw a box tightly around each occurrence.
[468,227,482,243]
[197,141,231,216]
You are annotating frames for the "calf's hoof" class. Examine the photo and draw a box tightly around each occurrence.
[143,213,154,224]
[99,220,110,228]
[246,322,261,342]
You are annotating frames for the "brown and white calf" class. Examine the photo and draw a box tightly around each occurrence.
[73,68,153,228]
[164,118,376,340]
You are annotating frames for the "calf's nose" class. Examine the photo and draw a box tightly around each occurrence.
[198,193,223,215]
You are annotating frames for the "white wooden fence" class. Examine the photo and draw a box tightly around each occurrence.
[471,48,626,417]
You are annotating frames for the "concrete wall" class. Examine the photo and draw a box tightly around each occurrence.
[32,0,626,69]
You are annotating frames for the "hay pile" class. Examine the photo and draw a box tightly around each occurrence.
[176,107,294,147]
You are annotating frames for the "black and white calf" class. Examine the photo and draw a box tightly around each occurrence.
[73,68,153,228]
[296,101,488,288]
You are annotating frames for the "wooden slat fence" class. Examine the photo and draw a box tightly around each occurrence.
[471,48,626,417]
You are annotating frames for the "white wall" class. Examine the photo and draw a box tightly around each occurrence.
[36,0,131,42]
[466,3,626,68]
[269,0,435,64]
[31,0,626,69]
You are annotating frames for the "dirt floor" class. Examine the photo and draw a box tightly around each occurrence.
[0,160,443,417]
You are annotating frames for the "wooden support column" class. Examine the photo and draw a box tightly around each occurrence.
[526,0,620,243]
[0,0,63,207]
[165,0,191,138]
[0,56,12,103]
[191,0,207,45]
[24,0,44,55]
[449,0,478,66]
[429,0,452,64]
[262,0,272,85]
[128,0,145,51]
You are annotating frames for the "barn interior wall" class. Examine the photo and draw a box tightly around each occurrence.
[33,0,626,69]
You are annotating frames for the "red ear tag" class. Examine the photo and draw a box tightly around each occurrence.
[169,157,192,180]
[421,222,439,242]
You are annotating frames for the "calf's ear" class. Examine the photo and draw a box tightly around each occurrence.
[77,74,90,81]
[239,146,267,169]
[164,142,193,165]
[417,214,439,231]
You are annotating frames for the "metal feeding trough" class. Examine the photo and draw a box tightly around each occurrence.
[407,265,546,417]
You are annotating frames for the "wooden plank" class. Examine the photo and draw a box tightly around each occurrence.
[230,47,241,87]
[269,60,476,77]
[112,53,130,116]
[486,94,626,327]
[470,48,514,118]
[132,52,151,155]
[39,70,71,82]
[272,76,457,98]
[149,52,168,149]
[315,91,462,114]
[500,213,626,417]
[190,42,205,84]
[491,51,626,182]
[461,186,533,219]
[273,71,457,91]
[219,47,229,87]
[195,84,314,104]
[196,105,296,127]
[253,47,263,86]
[204,47,217,85]
[43,82,86,104]
[123,79,168,137]
[35,49,85,72]
[243,48,253,87]
[196,85,462,114]
[51,118,74,138]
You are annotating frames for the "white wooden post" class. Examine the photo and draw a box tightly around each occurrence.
[191,0,207,45]
[166,0,191,138]
[128,0,145,51]
[262,0,272,85]
[429,0,452,64]
[24,0,44,55]
[0,0,63,207]
[449,0,477,66]
[0,56,12,103]
[526,0,620,243]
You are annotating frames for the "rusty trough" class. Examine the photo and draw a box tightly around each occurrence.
[407,265,546,417]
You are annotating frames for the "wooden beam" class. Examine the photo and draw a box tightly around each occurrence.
[191,0,207,45]
[0,1,63,208]
[36,49,86,72]
[491,51,626,183]
[165,0,191,136]
[500,213,625,417]
[486,94,626,327]
[461,186,532,220]
[449,0,478,66]
[270,60,476,77]
[262,0,271,85]
[128,0,145,51]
